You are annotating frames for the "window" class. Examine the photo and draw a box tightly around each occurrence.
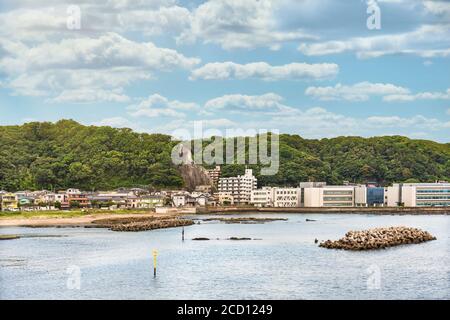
[323,190,353,195]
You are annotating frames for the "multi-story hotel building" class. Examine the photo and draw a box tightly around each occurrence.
[385,182,450,207]
[206,166,221,187]
[218,169,257,204]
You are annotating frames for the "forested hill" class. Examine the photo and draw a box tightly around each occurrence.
[0,120,449,191]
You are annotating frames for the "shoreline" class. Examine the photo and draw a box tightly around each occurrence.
[198,206,450,215]
[0,212,175,228]
[0,206,448,228]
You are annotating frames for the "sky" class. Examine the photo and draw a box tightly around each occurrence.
[0,0,449,142]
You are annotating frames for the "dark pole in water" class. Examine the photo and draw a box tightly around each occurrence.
[182,227,185,241]
[152,249,158,278]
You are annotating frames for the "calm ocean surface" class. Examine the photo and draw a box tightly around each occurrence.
[0,213,449,299]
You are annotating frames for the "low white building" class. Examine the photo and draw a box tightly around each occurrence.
[273,188,301,207]
[66,188,81,196]
[384,184,401,207]
[250,187,274,207]
[385,182,450,207]
[218,192,235,205]
[172,192,209,207]
[304,186,355,207]
[172,192,190,207]
[354,185,368,207]
[251,187,301,207]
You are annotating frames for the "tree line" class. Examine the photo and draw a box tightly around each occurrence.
[0,120,449,191]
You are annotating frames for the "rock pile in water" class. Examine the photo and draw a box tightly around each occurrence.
[319,226,436,250]
[201,217,287,224]
[92,216,194,232]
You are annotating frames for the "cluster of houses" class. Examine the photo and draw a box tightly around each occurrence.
[0,186,219,212]
[0,188,168,212]
[1,167,449,212]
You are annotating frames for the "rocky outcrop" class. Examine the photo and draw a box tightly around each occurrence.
[0,234,20,240]
[91,216,194,232]
[178,164,212,191]
[319,226,436,250]
[202,217,287,224]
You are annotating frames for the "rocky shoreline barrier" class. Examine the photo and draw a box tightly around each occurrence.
[91,216,194,232]
[200,217,287,224]
[319,226,436,250]
[192,237,256,241]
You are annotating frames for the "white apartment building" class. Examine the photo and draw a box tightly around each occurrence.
[273,188,301,207]
[303,186,355,207]
[250,187,274,207]
[251,187,301,207]
[218,169,257,204]
[385,182,450,207]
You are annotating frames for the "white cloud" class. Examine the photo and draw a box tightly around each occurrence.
[1,32,199,75]
[95,117,140,130]
[383,88,450,102]
[90,92,450,141]
[50,88,130,103]
[423,0,450,18]
[298,24,450,58]
[243,107,450,139]
[305,82,410,101]
[118,6,192,36]
[204,93,286,111]
[190,61,339,81]
[127,94,199,118]
[178,0,316,50]
[0,33,200,102]
[0,1,188,41]
[3,68,152,98]
[366,115,450,129]
[0,7,68,42]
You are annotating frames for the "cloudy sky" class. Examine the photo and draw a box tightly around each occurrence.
[0,0,449,142]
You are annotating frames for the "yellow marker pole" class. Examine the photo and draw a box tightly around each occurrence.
[152,249,158,277]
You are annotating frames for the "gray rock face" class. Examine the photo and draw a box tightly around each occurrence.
[178,164,212,191]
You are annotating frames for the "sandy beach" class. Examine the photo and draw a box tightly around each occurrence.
[0,213,163,227]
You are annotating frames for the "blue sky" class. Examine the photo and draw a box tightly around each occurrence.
[0,0,449,142]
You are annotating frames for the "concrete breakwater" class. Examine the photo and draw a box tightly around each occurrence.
[91,216,194,232]
[200,217,287,224]
[319,226,436,250]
